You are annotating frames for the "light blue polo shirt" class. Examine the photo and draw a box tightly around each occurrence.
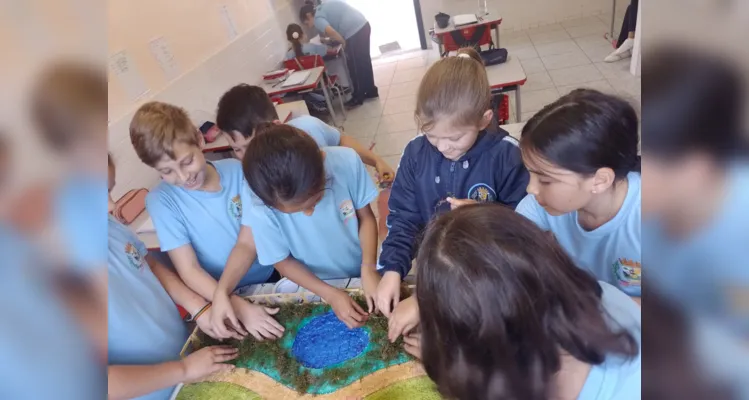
[313,1,368,40]
[0,226,103,400]
[146,159,274,287]
[56,175,108,272]
[516,172,641,297]
[108,215,189,400]
[578,281,641,400]
[244,147,378,279]
[645,163,749,334]
[285,43,329,60]
[287,115,341,148]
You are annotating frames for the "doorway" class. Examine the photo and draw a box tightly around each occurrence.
[344,0,421,57]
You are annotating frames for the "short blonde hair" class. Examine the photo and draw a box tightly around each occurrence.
[129,102,200,167]
[30,61,107,150]
[415,52,490,132]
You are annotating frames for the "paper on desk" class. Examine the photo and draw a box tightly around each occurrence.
[282,70,311,87]
[136,217,156,233]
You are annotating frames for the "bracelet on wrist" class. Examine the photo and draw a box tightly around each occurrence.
[185,302,212,322]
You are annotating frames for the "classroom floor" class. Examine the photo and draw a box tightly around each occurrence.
[341,15,640,171]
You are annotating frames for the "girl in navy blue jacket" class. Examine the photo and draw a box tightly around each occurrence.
[374,48,530,316]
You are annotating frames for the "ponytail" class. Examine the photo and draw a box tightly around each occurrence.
[286,24,305,59]
[456,47,483,64]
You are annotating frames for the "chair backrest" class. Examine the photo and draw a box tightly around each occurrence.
[442,24,493,53]
[283,55,323,71]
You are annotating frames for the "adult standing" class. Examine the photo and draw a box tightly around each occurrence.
[300,1,378,108]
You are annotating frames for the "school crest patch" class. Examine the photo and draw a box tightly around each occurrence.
[228,194,242,220]
[612,258,641,288]
[467,183,497,203]
[125,243,144,270]
[339,199,355,222]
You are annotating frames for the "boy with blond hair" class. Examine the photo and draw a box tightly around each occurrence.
[130,101,284,341]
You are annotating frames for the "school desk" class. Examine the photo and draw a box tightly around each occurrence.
[258,66,344,127]
[432,12,503,56]
[485,56,527,123]
[202,102,298,153]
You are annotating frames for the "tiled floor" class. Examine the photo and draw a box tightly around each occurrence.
[342,15,641,164]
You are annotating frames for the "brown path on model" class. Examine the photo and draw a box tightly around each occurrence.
[205,361,426,399]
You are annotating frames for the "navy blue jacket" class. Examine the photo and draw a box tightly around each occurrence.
[379,128,529,277]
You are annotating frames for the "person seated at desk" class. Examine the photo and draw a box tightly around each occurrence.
[285,23,329,61]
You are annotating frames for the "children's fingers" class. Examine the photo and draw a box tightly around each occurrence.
[264,316,285,334]
[247,329,263,342]
[348,310,365,323]
[262,321,284,338]
[403,343,420,359]
[213,351,240,363]
[264,307,280,315]
[228,313,247,336]
[351,299,367,317]
[214,363,235,374]
[366,295,374,314]
[257,326,277,340]
[228,329,245,341]
[228,318,249,337]
[379,298,392,318]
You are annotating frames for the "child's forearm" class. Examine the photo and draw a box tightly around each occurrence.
[357,206,378,267]
[275,257,338,299]
[168,246,220,301]
[108,362,185,400]
[339,135,382,168]
[217,243,254,296]
[147,254,208,315]
[218,225,259,295]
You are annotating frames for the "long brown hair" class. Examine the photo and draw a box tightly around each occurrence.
[415,49,490,132]
[286,23,305,58]
[416,204,638,400]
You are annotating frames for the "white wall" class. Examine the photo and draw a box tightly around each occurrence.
[419,0,625,47]
[107,0,298,200]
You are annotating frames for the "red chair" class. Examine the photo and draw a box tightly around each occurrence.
[441,24,494,55]
[283,55,345,116]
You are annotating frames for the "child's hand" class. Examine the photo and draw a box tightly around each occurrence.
[181,345,238,382]
[446,197,477,209]
[326,289,368,329]
[375,161,395,185]
[234,300,285,341]
[209,292,247,340]
[403,332,422,360]
[196,308,241,341]
[388,295,419,342]
[360,265,382,313]
[375,271,402,318]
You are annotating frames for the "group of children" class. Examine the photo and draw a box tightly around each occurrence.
[108,46,641,399]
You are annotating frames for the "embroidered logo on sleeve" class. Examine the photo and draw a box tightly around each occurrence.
[467,183,497,203]
[228,194,242,220]
[339,199,355,222]
[613,258,641,288]
[125,243,145,270]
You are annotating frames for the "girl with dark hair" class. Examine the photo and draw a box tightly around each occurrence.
[300,0,376,107]
[215,124,380,329]
[516,89,642,298]
[391,204,641,400]
[284,23,328,61]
